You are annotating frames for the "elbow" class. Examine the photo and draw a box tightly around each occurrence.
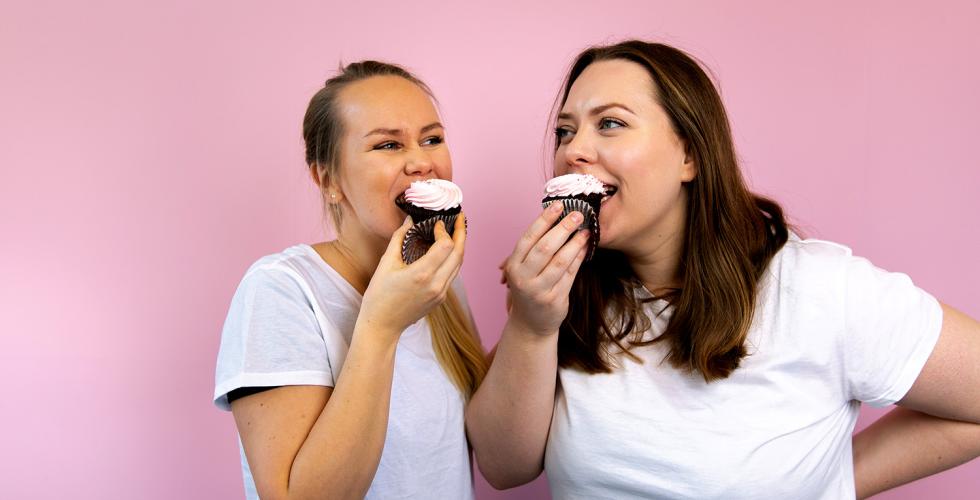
[481,466,542,490]
[473,455,543,490]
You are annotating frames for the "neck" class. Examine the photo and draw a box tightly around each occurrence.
[623,194,688,294]
[329,222,389,294]
[625,228,685,294]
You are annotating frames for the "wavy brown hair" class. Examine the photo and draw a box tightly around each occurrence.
[303,61,487,397]
[554,41,789,382]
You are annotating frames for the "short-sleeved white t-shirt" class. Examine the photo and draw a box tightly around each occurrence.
[214,244,474,500]
[545,236,943,499]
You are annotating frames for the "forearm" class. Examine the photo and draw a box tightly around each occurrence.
[853,407,980,499]
[465,317,559,489]
[288,325,399,500]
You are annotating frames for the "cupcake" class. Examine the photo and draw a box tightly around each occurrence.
[395,179,463,264]
[541,173,611,261]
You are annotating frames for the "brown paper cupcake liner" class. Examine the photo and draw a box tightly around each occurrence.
[541,197,600,261]
[401,213,464,264]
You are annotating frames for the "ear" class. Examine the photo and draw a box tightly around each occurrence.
[310,163,345,204]
[308,164,322,187]
[681,148,698,182]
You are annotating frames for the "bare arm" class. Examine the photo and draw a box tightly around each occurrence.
[466,204,589,489]
[233,217,466,500]
[853,407,980,499]
[233,329,398,500]
[466,317,561,488]
[853,303,980,498]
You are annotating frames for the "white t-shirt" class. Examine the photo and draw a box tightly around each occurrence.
[213,244,475,500]
[545,236,943,500]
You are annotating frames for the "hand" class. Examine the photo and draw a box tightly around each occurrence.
[502,202,589,336]
[357,214,466,337]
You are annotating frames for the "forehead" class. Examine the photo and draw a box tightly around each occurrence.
[338,75,440,133]
[562,59,658,113]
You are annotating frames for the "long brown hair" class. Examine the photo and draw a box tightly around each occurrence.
[554,41,789,382]
[302,61,487,397]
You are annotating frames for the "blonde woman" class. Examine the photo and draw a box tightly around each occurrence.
[214,61,486,499]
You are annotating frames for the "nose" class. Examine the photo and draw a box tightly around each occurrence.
[562,129,597,170]
[404,148,434,177]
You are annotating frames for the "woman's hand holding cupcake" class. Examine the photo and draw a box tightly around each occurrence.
[502,202,590,336]
[357,214,466,339]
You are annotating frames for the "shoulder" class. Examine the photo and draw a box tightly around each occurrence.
[767,235,855,288]
[239,245,330,290]
[779,234,854,265]
[226,245,338,310]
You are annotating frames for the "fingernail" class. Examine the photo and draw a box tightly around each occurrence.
[550,202,563,213]
[570,212,583,223]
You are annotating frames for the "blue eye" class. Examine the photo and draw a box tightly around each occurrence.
[373,141,400,150]
[599,118,625,130]
[555,127,574,142]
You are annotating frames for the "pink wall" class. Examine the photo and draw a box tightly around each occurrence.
[2,1,977,498]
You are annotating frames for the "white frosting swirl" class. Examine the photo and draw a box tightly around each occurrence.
[404,179,463,210]
[543,174,605,197]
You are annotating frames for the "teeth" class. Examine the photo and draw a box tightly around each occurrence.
[601,184,617,204]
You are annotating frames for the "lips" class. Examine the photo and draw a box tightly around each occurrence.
[601,183,618,204]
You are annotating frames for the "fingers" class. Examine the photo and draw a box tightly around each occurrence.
[451,212,466,252]
[536,229,589,290]
[511,202,566,263]
[550,242,588,296]
[412,220,456,269]
[521,210,585,274]
[432,215,467,286]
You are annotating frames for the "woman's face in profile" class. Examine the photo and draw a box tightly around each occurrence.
[334,75,452,239]
[555,59,695,255]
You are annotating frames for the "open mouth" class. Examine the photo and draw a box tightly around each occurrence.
[601,184,618,204]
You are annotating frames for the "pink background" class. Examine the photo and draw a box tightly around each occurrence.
[2,1,978,498]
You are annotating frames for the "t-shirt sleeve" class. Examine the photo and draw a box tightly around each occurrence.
[842,255,943,407]
[213,266,335,410]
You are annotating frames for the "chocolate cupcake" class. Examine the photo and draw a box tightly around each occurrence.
[541,173,611,261]
[395,179,463,264]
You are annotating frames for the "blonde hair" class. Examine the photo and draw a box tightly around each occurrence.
[427,290,488,398]
[302,60,487,397]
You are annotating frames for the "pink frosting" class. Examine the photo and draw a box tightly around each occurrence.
[404,179,463,210]
[543,174,605,197]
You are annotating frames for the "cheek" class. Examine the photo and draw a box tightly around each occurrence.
[433,149,453,179]
[342,171,403,232]
[552,149,568,176]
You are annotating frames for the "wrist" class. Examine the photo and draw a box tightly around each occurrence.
[505,315,560,340]
[352,317,403,349]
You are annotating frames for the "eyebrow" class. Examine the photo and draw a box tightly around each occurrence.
[557,103,636,121]
[364,122,444,138]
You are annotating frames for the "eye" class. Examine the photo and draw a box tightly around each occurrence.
[422,135,444,146]
[554,126,575,143]
[373,141,400,151]
[598,118,625,130]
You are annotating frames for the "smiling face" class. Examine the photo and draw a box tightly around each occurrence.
[329,75,452,241]
[554,59,696,257]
